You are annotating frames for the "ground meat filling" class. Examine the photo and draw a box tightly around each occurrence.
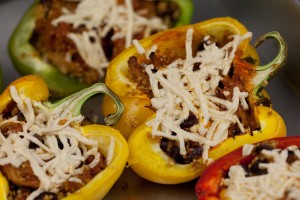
[159,111,203,164]
[240,143,300,177]
[0,103,106,200]
[160,138,203,165]
[5,155,106,200]
[30,0,180,84]
[222,143,300,200]
[128,34,262,164]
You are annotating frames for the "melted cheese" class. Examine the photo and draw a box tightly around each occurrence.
[222,146,300,200]
[0,86,110,200]
[134,29,252,163]
[52,0,167,78]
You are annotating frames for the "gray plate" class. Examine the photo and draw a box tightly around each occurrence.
[0,0,300,199]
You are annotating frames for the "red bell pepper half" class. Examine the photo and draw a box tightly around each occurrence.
[195,136,300,200]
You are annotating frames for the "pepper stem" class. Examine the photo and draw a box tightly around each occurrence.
[251,31,287,99]
[44,83,124,126]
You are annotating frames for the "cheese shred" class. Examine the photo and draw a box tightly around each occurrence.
[222,146,300,200]
[0,86,107,200]
[133,29,252,164]
[52,0,167,78]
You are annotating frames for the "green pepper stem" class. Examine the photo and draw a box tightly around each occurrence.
[174,0,193,27]
[44,83,124,126]
[251,31,288,98]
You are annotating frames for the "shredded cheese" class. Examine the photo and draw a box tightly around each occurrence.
[68,30,108,78]
[145,44,158,59]
[222,146,300,200]
[0,86,107,200]
[51,0,167,78]
[133,39,146,55]
[242,144,255,156]
[133,29,252,164]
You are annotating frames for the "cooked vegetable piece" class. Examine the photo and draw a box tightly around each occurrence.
[0,75,128,200]
[9,0,193,97]
[103,17,287,184]
[195,137,300,200]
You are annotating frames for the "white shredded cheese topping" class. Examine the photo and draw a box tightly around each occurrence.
[0,86,106,200]
[133,39,146,55]
[52,0,167,78]
[134,29,252,164]
[222,146,300,200]
[242,144,255,156]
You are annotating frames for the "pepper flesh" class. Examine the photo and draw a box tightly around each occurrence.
[102,17,260,139]
[195,136,300,200]
[127,106,285,184]
[8,0,193,97]
[0,75,128,199]
[103,17,287,184]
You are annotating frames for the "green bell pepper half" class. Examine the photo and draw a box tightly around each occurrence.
[8,0,193,98]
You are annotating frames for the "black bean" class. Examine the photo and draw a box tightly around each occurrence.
[180,112,198,129]
[287,150,299,164]
[193,62,201,71]
[248,158,268,176]
[255,144,275,154]
[160,138,202,164]
[29,135,44,149]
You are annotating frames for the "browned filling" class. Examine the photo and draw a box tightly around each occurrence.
[0,103,106,200]
[225,143,300,178]
[220,143,300,200]
[128,34,267,164]
[5,155,106,200]
[30,0,180,83]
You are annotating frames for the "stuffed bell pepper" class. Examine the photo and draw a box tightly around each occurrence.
[9,0,193,97]
[196,136,300,200]
[0,75,128,200]
[102,17,287,184]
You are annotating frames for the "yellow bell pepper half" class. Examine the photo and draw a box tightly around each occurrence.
[0,75,128,199]
[127,105,285,184]
[102,17,287,184]
[102,17,260,139]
